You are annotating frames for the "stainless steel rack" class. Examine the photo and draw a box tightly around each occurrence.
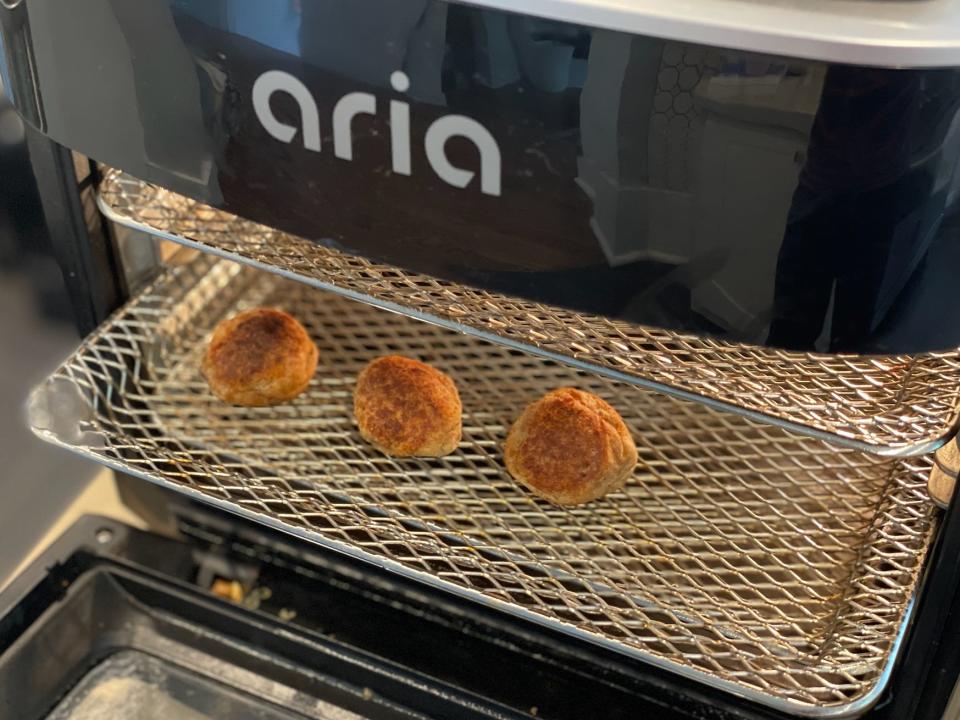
[28,252,939,716]
[97,169,960,457]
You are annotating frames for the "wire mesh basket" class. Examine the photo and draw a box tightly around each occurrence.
[28,252,939,716]
[97,169,960,457]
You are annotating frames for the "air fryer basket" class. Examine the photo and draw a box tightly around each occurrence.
[98,169,960,457]
[27,252,939,716]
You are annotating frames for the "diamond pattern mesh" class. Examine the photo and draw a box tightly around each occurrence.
[29,253,939,714]
[97,169,960,456]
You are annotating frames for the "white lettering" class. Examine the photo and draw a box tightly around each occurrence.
[252,70,321,152]
[251,69,502,196]
[425,115,502,197]
[333,92,377,161]
[390,71,412,176]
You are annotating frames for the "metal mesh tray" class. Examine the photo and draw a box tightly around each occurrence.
[28,252,938,716]
[97,169,960,457]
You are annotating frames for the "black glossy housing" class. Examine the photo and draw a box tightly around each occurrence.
[3,0,959,353]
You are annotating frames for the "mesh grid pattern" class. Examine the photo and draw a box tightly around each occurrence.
[97,169,960,457]
[29,253,939,714]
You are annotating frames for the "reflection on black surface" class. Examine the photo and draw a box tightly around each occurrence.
[769,68,960,352]
[9,0,960,352]
[299,0,445,98]
[109,0,223,202]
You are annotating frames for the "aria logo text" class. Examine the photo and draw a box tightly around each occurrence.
[253,70,502,197]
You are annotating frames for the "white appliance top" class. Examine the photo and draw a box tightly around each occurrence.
[460,0,960,67]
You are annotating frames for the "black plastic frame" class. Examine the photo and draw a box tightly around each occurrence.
[11,49,960,716]
[24,130,126,335]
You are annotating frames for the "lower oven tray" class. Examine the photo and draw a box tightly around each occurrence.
[27,252,939,717]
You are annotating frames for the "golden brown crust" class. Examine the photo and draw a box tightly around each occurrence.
[504,388,637,505]
[354,355,462,457]
[202,308,318,406]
